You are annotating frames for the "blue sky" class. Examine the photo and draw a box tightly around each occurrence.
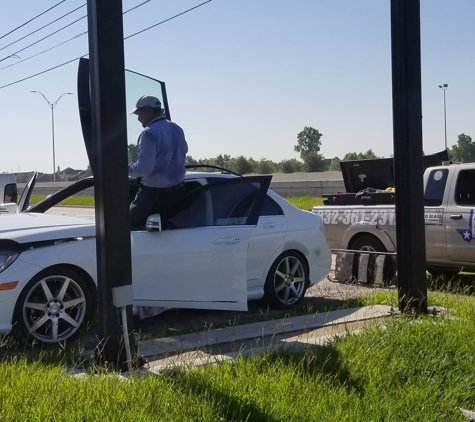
[0,0,474,173]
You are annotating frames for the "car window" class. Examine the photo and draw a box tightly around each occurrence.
[455,169,475,206]
[261,195,284,216]
[165,178,266,229]
[424,168,448,206]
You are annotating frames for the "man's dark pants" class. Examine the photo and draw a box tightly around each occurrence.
[130,183,186,230]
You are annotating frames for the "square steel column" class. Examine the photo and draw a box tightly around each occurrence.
[87,0,135,367]
[390,0,428,313]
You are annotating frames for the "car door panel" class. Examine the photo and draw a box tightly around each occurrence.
[132,226,253,310]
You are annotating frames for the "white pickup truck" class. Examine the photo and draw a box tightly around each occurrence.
[0,173,18,213]
[312,161,475,277]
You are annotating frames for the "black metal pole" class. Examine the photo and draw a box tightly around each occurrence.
[390,0,428,313]
[87,0,135,368]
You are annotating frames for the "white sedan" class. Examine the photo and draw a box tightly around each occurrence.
[0,171,331,344]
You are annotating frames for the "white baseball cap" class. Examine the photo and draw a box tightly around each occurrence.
[129,94,162,114]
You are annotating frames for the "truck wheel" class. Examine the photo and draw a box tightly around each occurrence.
[351,235,387,252]
[350,235,395,284]
[263,251,308,309]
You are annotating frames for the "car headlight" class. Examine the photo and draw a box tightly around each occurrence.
[0,250,20,273]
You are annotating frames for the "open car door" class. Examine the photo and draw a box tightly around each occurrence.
[131,175,272,311]
[77,57,170,175]
[18,172,38,212]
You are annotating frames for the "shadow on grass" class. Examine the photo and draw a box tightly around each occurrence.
[165,342,363,422]
[428,272,475,295]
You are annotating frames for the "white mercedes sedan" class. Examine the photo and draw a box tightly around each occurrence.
[0,170,331,344]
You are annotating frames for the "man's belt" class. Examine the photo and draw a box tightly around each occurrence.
[163,182,184,192]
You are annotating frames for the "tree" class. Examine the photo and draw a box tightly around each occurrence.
[342,149,380,161]
[185,155,198,166]
[328,157,341,171]
[279,158,302,174]
[303,152,326,172]
[128,144,138,164]
[450,134,475,163]
[228,156,254,175]
[294,127,326,172]
[294,127,322,158]
[256,158,276,174]
[215,154,231,168]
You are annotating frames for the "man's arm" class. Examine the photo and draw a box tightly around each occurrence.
[128,131,157,178]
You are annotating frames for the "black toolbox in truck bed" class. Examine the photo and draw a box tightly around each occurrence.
[323,150,448,206]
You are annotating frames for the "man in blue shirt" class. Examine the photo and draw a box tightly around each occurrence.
[128,94,188,230]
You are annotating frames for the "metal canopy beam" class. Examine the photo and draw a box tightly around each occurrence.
[390,0,428,313]
[87,0,135,367]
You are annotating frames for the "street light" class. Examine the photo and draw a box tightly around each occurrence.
[31,91,73,181]
[438,83,448,151]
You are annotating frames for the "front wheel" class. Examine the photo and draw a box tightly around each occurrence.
[14,267,92,344]
[263,251,308,310]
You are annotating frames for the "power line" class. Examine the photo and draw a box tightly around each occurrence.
[0,0,213,90]
[0,56,84,89]
[124,0,212,40]
[0,3,86,53]
[0,1,66,41]
[0,0,150,70]
[0,33,86,71]
[0,15,86,63]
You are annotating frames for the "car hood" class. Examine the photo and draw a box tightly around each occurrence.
[0,212,95,244]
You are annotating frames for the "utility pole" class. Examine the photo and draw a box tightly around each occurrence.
[438,84,448,151]
[31,91,72,181]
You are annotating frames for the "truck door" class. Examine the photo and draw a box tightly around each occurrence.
[445,168,475,263]
[423,168,450,262]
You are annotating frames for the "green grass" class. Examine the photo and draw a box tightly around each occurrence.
[1,291,474,421]
[30,194,95,206]
[30,194,323,210]
[285,195,325,210]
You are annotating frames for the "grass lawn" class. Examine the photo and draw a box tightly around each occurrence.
[1,290,474,421]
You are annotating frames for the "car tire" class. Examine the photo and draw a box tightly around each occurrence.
[263,251,308,310]
[350,235,395,284]
[350,235,387,252]
[13,267,92,344]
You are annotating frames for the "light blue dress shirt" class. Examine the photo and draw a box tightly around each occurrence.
[128,116,188,188]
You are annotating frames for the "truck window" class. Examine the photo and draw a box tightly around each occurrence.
[455,169,475,206]
[424,168,448,206]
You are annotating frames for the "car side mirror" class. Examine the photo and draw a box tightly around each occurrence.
[146,213,162,232]
[0,202,19,214]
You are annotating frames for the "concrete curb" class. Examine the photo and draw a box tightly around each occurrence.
[139,305,392,373]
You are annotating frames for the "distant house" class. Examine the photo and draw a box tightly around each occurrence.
[58,167,82,181]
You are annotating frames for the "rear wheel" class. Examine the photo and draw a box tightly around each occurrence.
[263,251,308,309]
[351,235,387,252]
[350,235,395,284]
[14,267,92,344]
